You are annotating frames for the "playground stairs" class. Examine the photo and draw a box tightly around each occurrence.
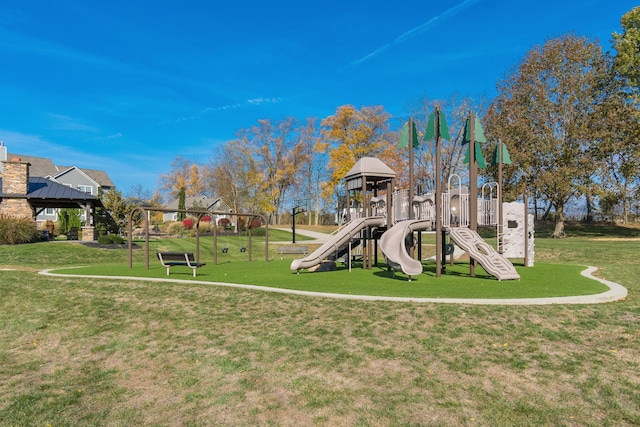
[448,227,520,281]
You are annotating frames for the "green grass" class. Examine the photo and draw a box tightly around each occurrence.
[48,223,609,299]
[54,259,607,299]
[0,221,639,426]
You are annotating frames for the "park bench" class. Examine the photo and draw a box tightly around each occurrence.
[277,245,308,260]
[157,252,206,277]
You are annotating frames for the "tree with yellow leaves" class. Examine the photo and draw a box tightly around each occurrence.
[315,105,393,197]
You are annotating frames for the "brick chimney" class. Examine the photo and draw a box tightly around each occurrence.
[0,156,34,221]
[0,141,6,174]
[1,157,30,195]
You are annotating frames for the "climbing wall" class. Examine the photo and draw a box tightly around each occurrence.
[501,202,535,266]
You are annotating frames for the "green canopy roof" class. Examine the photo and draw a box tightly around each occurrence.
[398,120,419,149]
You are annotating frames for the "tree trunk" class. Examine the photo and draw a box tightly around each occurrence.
[622,189,628,224]
[552,203,566,238]
[542,202,553,221]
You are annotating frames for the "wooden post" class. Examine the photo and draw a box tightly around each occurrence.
[435,108,443,277]
[524,192,529,268]
[497,139,504,254]
[469,111,478,277]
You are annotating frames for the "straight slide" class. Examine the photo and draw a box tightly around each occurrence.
[290,216,385,271]
[448,227,520,281]
[379,219,432,277]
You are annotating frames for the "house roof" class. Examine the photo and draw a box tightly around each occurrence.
[6,154,58,177]
[57,165,115,188]
[0,176,104,209]
[165,196,230,212]
[7,153,115,188]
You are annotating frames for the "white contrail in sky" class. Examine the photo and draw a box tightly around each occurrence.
[349,0,483,67]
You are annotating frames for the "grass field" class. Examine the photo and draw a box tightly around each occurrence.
[0,222,639,425]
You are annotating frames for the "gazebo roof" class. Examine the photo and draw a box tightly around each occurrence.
[344,157,396,191]
[344,157,396,181]
[0,176,104,209]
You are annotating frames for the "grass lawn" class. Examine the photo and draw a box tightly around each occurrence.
[54,259,608,300]
[0,221,639,425]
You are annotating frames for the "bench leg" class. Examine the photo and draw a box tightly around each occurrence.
[193,269,197,278]
[166,267,170,276]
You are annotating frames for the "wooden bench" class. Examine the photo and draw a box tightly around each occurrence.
[157,252,206,277]
[277,246,308,260]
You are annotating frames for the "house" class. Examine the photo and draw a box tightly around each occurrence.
[0,142,115,225]
[162,195,231,223]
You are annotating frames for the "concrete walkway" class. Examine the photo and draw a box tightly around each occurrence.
[271,227,333,244]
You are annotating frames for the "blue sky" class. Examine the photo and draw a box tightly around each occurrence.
[0,0,635,195]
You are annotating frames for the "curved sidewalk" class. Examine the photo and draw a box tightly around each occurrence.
[40,265,627,306]
[271,227,332,244]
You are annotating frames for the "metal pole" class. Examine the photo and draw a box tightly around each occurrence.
[292,207,296,244]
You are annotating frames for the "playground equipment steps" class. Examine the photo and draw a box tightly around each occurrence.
[447,227,520,281]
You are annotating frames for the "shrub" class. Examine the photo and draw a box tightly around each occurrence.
[166,221,185,236]
[97,234,125,245]
[0,216,40,244]
[183,218,194,230]
[249,227,266,237]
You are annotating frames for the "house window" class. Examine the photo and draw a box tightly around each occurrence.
[45,208,56,216]
[78,185,93,194]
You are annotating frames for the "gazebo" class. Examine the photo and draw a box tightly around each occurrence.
[343,157,396,269]
[0,159,103,241]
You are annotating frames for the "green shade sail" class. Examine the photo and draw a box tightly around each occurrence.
[464,142,487,169]
[491,142,512,165]
[398,119,420,149]
[462,116,487,144]
[423,110,451,141]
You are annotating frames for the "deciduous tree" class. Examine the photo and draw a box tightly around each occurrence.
[485,34,607,237]
[159,156,203,200]
[613,6,640,105]
[316,105,393,197]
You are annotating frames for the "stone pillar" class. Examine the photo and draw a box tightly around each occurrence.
[81,226,97,242]
[1,158,29,194]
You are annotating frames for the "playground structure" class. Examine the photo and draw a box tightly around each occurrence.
[290,155,533,281]
[127,207,268,270]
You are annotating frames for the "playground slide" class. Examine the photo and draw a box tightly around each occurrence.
[290,216,385,271]
[379,219,432,277]
[448,227,520,281]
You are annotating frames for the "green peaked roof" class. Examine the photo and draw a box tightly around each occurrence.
[491,142,512,165]
[423,110,450,141]
[462,116,487,144]
[398,120,420,149]
[464,142,487,169]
